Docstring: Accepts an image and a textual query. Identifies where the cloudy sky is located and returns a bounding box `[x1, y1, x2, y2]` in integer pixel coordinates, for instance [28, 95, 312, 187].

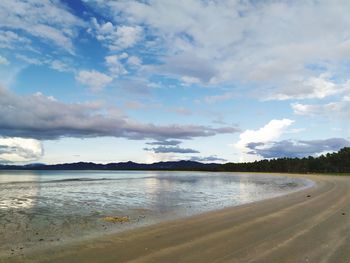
[0, 0, 350, 164]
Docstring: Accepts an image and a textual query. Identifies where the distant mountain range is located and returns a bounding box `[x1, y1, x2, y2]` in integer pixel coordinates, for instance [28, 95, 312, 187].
[1, 147, 350, 173]
[0, 160, 219, 171]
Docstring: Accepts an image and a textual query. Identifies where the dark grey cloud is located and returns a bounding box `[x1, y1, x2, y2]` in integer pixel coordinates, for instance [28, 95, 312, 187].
[146, 140, 182, 146]
[247, 138, 350, 158]
[0, 146, 38, 162]
[144, 146, 199, 154]
[0, 87, 239, 140]
[189, 155, 227, 163]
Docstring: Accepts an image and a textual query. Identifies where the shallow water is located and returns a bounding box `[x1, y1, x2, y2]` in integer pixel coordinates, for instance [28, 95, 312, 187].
[0, 170, 313, 255]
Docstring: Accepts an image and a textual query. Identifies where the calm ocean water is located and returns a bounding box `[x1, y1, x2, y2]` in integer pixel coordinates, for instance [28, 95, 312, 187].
[0, 170, 313, 255]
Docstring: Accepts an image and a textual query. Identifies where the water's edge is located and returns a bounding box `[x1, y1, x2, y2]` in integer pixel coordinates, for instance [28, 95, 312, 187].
[0, 171, 314, 259]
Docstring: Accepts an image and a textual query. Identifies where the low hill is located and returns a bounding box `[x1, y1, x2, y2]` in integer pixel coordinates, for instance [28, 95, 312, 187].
[1, 147, 349, 173]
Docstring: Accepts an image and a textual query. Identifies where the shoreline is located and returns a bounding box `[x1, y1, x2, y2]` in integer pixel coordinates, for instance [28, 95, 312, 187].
[0, 172, 310, 258]
[5, 173, 350, 263]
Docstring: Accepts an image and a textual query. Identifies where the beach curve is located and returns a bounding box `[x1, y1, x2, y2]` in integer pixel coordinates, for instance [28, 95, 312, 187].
[6, 174, 350, 263]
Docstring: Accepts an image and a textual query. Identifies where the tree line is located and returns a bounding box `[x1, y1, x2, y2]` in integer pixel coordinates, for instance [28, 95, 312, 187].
[218, 147, 350, 173]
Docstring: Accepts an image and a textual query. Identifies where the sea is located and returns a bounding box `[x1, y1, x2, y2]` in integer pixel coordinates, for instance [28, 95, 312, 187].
[0, 170, 313, 256]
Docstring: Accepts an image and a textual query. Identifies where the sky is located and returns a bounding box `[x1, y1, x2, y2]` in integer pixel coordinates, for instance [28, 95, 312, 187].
[0, 0, 350, 164]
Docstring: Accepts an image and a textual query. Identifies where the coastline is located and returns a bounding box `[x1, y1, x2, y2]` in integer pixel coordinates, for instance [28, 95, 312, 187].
[5, 173, 350, 263]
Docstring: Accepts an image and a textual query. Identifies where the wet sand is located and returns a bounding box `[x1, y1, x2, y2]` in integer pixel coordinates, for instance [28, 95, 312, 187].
[5, 174, 350, 263]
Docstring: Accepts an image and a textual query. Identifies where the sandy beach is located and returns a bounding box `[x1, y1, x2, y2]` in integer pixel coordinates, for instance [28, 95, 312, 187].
[5, 174, 350, 263]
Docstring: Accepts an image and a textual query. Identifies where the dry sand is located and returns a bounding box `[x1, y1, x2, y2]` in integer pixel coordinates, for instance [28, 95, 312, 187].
[5, 174, 350, 263]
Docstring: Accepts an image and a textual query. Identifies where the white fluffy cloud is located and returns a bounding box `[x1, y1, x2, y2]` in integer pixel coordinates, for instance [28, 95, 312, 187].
[0, 30, 31, 49]
[113, 25, 142, 50]
[85, 0, 350, 99]
[90, 18, 142, 50]
[181, 76, 201, 85]
[0, 55, 9, 65]
[234, 119, 294, 162]
[50, 60, 71, 72]
[105, 54, 128, 76]
[15, 54, 45, 65]
[292, 99, 350, 118]
[15, 54, 72, 73]
[0, 0, 85, 53]
[5, 1, 349, 101]
[76, 70, 113, 91]
[0, 137, 43, 163]
[102, 54, 141, 81]
[269, 74, 350, 100]
[127, 56, 142, 67]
